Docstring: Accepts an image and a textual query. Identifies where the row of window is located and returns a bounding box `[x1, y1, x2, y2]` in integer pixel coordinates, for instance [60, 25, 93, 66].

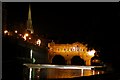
[50, 48, 85, 52]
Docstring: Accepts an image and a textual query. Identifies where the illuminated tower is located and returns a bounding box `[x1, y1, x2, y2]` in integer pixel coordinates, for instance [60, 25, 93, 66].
[26, 4, 34, 34]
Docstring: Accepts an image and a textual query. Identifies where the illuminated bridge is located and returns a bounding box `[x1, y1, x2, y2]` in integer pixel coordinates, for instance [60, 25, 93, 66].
[48, 42, 96, 66]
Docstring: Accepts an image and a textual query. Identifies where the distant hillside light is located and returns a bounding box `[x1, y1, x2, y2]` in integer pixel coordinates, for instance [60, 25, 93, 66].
[25, 33, 29, 37]
[87, 49, 96, 56]
[23, 33, 29, 40]
[36, 39, 41, 46]
[15, 30, 17, 33]
[29, 37, 31, 40]
[4, 30, 8, 34]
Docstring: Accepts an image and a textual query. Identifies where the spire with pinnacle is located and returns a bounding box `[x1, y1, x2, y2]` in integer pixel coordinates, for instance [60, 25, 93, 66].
[26, 4, 34, 34]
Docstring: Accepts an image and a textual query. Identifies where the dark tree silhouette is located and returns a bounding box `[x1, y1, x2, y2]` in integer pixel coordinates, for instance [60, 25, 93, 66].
[91, 52, 103, 66]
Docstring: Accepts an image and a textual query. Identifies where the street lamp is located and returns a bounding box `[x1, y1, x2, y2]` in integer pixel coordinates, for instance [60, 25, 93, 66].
[30, 49, 33, 59]
[25, 33, 29, 37]
[15, 30, 18, 33]
[30, 49, 35, 63]
[4, 30, 8, 34]
[23, 33, 29, 41]
[29, 37, 31, 40]
[87, 49, 95, 56]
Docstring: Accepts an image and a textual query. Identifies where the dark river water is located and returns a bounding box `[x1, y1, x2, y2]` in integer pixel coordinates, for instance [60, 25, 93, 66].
[23, 68, 105, 79]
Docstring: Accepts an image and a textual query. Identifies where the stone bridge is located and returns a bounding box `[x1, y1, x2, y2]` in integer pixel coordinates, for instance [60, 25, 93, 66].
[48, 41, 95, 66]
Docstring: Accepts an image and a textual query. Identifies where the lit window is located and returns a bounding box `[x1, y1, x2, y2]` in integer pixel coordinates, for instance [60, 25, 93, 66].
[67, 49, 69, 51]
[81, 49, 83, 51]
[64, 48, 66, 51]
[77, 48, 79, 51]
[71, 48, 73, 51]
[72, 47, 76, 51]
[50, 48, 53, 51]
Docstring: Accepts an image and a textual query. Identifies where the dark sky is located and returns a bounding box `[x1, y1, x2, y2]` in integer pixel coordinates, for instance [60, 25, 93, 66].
[3, 2, 120, 60]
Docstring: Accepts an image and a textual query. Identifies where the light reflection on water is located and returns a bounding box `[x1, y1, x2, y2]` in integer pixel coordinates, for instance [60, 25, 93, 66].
[23, 68, 105, 79]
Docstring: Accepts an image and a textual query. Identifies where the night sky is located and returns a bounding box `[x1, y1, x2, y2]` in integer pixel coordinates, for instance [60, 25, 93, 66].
[3, 2, 120, 61]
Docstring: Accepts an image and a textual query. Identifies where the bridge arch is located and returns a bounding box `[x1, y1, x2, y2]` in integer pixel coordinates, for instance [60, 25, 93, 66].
[52, 55, 66, 65]
[71, 56, 85, 65]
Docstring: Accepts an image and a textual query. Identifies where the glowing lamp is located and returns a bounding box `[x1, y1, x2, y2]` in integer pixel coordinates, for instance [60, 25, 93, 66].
[23, 33, 29, 41]
[25, 33, 29, 37]
[87, 50, 95, 56]
[4, 30, 8, 34]
[29, 37, 31, 40]
[15, 30, 17, 33]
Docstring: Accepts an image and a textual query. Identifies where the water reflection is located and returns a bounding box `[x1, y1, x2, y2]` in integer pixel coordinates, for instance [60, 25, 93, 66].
[23, 67, 105, 79]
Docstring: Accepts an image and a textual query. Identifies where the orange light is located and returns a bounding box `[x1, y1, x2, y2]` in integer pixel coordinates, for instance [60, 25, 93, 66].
[36, 39, 41, 46]
[97, 71, 100, 74]
[25, 33, 29, 37]
[29, 37, 31, 40]
[87, 49, 95, 56]
[15, 30, 17, 33]
[72, 47, 76, 51]
[23, 33, 29, 41]
[4, 30, 8, 34]
[19, 34, 22, 36]
[23, 36, 26, 41]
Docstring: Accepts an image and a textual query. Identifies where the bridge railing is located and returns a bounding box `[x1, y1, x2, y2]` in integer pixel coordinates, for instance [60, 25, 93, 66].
[23, 63, 105, 80]
[23, 63, 104, 70]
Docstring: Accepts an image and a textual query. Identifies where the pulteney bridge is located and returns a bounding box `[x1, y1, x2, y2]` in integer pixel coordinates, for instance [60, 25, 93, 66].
[48, 41, 95, 66]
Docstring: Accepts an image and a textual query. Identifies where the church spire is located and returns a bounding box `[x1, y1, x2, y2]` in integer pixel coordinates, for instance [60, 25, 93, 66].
[26, 3, 34, 34]
[28, 4, 31, 20]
